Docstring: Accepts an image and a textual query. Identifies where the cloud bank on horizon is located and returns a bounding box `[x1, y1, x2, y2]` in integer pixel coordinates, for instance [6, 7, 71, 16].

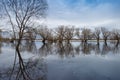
[46, 0, 120, 28]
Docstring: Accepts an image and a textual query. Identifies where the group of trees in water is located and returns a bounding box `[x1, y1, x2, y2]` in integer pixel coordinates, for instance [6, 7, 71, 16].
[35, 26, 120, 45]
[1, 25, 120, 45]
[0, 0, 119, 46]
[0, 25, 120, 46]
[1, 40, 120, 58]
[0, 0, 120, 79]
[34, 26, 120, 45]
[0, 0, 48, 80]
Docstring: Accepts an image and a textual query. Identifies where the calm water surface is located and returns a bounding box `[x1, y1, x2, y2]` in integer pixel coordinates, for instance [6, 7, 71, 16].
[0, 41, 120, 80]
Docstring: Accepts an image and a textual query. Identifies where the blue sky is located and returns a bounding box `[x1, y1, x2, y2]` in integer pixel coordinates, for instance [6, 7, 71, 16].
[46, 0, 120, 29]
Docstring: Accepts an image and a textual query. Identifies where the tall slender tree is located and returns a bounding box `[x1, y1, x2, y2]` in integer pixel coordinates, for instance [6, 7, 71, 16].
[101, 27, 110, 45]
[81, 28, 92, 43]
[93, 27, 101, 45]
[1, 0, 48, 79]
[2, 0, 48, 47]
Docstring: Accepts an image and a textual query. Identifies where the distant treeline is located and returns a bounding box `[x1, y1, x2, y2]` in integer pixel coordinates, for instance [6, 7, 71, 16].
[0, 25, 120, 45]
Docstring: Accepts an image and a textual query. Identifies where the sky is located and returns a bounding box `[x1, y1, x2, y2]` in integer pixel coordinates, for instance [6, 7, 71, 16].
[45, 0, 120, 29]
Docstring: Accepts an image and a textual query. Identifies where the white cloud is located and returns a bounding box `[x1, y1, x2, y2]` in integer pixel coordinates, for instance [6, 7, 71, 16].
[46, 0, 120, 29]
[1, 0, 120, 30]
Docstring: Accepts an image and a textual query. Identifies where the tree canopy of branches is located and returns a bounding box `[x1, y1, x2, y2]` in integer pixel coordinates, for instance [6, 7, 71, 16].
[93, 27, 101, 44]
[111, 29, 120, 44]
[2, 0, 48, 46]
[36, 25, 53, 44]
[64, 26, 75, 43]
[75, 28, 81, 39]
[81, 28, 92, 43]
[55, 25, 66, 43]
[55, 25, 75, 43]
[101, 27, 110, 45]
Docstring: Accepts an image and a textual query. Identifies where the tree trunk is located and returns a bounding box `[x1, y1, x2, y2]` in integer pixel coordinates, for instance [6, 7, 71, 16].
[104, 39, 107, 45]
[67, 40, 70, 44]
[117, 39, 119, 44]
[97, 38, 99, 45]
[85, 39, 87, 43]
[42, 39, 46, 44]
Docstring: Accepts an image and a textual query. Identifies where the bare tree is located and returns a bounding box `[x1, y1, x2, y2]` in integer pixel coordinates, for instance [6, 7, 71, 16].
[101, 27, 110, 45]
[2, 0, 48, 47]
[55, 25, 66, 43]
[93, 27, 101, 44]
[64, 26, 75, 43]
[76, 28, 80, 38]
[36, 25, 52, 44]
[1, 0, 48, 79]
[111, 29, 120, 44]
[0, 29, 2, 41]
[81, 28, 92, 43]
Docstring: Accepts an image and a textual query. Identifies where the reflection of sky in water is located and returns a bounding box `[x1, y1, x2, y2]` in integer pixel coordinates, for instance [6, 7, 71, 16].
[46, 54, 120, 80]
[0, 42, 120, 80]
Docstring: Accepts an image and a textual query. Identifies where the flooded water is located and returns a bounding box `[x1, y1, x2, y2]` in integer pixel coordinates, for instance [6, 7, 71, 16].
[0, 41, 120, 80]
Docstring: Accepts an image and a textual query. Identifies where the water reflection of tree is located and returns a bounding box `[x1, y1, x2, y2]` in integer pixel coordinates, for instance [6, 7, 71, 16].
[0, 42, 3, 54]
[94, 44, 101, 55]
[74, 43, 81, 55]
[0, 40, 47, 80]
[54, 42, 77, 58]
[0, 42, 16, 54]
[1, 41, 120, 79]
[19, 40, 37, 53]
[38, 43, 53, 56]
[81, 43, 94, 55]
[64, 42, 74, 57]
[37, 42, 120, 58]
[0, 49, 47, 80]
[111, 42, 120, 54]
[101, 43, 112, 55]
[55, 42, 65, 58]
